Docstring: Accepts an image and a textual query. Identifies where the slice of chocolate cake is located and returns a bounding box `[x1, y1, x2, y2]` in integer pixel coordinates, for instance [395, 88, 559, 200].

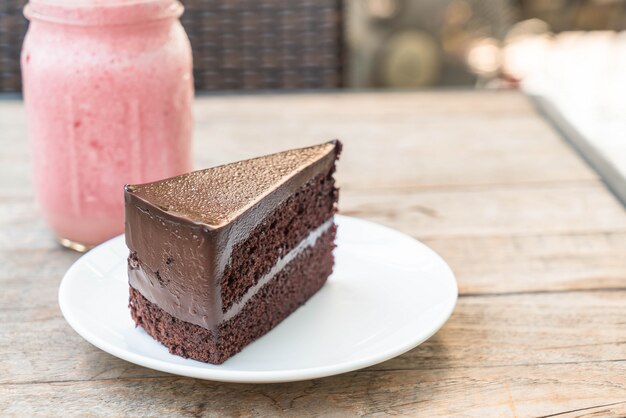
[124, 140, 341, 364]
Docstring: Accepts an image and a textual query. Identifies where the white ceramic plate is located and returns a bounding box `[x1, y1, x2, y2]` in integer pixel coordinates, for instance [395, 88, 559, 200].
[59, 215, 457, 383]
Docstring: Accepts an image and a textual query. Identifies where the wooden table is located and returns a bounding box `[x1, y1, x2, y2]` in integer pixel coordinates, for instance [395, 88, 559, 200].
[1, 91, 625, 417]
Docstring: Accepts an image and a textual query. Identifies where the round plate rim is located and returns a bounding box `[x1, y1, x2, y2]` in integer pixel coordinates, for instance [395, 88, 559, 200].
[58, 215, 458, 383]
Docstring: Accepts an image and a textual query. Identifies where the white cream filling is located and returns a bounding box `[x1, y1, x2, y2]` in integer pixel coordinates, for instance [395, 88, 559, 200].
[222, 218, 334, 322]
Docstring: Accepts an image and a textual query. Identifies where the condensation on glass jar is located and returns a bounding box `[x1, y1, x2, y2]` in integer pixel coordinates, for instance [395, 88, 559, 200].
[21, 0, 194, 251]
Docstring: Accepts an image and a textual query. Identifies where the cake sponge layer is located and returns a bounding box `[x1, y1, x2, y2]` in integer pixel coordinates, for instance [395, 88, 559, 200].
[129, 225, 336, 364]
[220, 170, 337, 313]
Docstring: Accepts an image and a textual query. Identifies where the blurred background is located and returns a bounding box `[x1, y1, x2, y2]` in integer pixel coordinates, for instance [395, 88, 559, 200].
[1, 0, 625, 92]
[2, 0, 626, 91]
[2, 0, 625, 182]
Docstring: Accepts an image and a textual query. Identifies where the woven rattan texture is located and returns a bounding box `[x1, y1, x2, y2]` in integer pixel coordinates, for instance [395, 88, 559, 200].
[0, 0, 343, 92]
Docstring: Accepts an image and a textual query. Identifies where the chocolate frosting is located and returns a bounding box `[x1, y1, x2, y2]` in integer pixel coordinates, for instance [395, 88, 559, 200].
[125, 140, 341, 329]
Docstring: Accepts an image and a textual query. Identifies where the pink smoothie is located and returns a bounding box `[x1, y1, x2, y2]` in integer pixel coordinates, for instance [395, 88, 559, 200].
[22, 0, 193, 248]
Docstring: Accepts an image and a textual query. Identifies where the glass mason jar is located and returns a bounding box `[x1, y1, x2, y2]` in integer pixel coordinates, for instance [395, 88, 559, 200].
[21, 0, 193, 251]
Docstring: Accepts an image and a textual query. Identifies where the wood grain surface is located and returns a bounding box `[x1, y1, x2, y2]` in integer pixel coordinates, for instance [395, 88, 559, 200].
[1, 91, 625, 417]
